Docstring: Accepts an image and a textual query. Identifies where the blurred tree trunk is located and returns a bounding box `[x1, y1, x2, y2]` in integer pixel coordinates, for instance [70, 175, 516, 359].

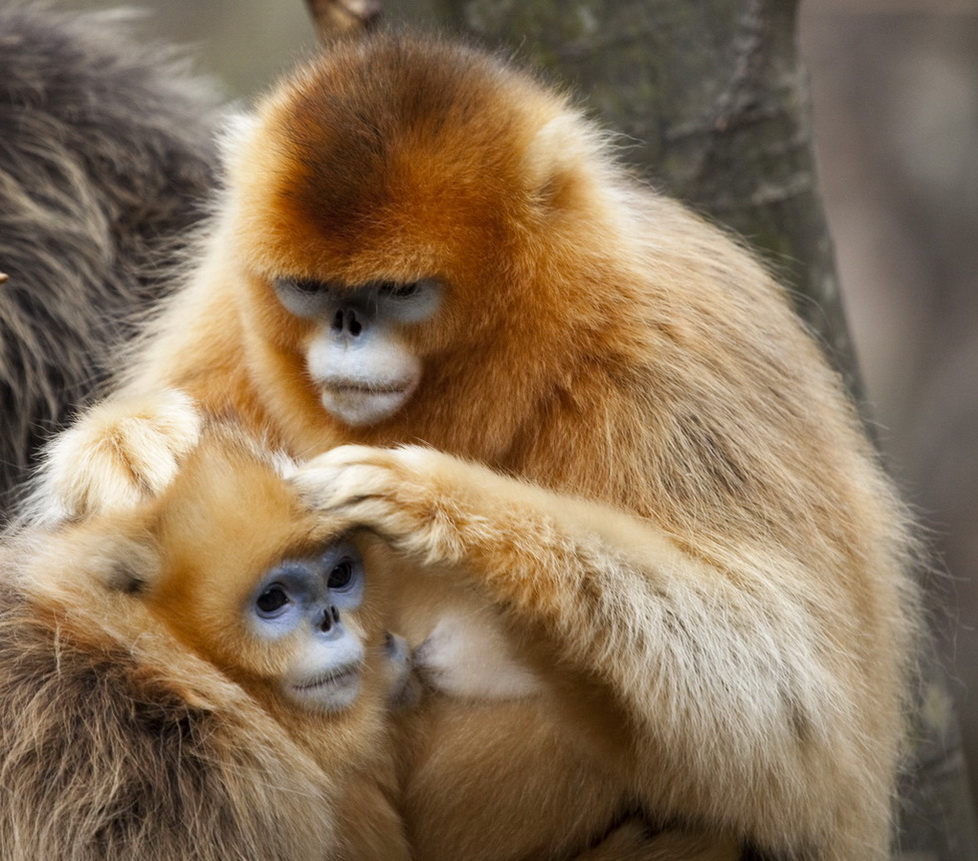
[387, 0, 978, 856]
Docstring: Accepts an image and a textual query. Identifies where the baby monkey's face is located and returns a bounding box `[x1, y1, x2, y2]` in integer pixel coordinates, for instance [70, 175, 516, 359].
[245, 537, 368, 712]
[132, 428, 414, 716]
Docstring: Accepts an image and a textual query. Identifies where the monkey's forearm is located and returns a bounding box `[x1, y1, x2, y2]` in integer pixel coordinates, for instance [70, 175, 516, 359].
[300, 444, 837, 737]
[413, 464, 839, 769]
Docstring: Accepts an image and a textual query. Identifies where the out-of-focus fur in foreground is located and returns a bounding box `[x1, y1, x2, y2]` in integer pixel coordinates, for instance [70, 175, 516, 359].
[30, 31, 918, 861]
[0, 3, 218, 509]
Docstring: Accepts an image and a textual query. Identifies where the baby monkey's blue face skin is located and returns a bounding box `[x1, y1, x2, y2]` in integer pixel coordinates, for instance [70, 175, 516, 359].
[274, 277, 443, 427]
[245, 538, 415, 713]
[247, 539, 368, 712]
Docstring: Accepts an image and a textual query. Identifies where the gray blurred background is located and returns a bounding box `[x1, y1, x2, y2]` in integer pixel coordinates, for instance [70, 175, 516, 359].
[57, 0, 978, 808]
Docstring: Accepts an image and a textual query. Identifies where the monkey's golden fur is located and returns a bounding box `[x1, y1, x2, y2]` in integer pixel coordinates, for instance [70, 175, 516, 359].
[33, 32, 917, 860]
[1, 426, 408, 861]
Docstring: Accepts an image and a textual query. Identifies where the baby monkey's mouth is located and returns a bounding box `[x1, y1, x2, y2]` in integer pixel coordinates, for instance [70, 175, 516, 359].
[292, 664, 361, 692]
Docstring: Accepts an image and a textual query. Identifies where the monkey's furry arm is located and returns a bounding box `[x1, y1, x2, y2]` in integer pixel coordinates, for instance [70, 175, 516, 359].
[295, 443, 898, 857]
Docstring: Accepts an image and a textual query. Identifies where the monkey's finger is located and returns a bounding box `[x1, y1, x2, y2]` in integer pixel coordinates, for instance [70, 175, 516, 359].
[292, 461, 394, 511]
[304, 443, 393, 471]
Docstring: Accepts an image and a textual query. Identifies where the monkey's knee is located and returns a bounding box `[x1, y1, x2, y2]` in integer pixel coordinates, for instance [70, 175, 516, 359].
[31, 389, 202, 523]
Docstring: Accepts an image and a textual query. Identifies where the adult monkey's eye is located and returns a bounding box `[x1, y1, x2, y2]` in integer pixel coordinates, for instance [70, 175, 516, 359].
[380, 281, 420, 299]
[273, 277, 336, 320]
[286, 278, 329, 294]
[256, 584, 290, 615]
[328, 559, 355, 590]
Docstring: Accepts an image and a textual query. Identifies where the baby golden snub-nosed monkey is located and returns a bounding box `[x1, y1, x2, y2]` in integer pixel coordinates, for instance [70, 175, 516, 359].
[0, 425, 412, 861]
[27, 29, 917, 861]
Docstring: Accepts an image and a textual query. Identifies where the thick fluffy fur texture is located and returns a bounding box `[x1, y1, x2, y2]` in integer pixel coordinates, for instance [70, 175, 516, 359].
[0, 425, 408, 860]
[33, 32, 918, 861]
[0, 3, 218, 507]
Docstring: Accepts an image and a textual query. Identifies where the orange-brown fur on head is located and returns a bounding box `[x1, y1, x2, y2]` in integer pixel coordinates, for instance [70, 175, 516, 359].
[236, 37, 559, 287]
[2, 425, 409, 860]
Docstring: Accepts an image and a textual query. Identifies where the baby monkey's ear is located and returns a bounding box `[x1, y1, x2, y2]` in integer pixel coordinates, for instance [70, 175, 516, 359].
[69, 526, 162, 597]
[101, 536, 161, 595]
[22, 520, 162, 605]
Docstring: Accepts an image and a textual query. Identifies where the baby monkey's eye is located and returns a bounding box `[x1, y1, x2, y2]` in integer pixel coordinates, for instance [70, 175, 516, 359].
[328, 559, 355, 590]
[256, 584, 290, 615]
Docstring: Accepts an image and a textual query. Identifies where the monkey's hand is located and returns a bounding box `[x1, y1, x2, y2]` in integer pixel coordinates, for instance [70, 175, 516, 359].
[292, 444, 477, 567]
[412, 611, 544, 700]
[27, 389, 202, 525]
